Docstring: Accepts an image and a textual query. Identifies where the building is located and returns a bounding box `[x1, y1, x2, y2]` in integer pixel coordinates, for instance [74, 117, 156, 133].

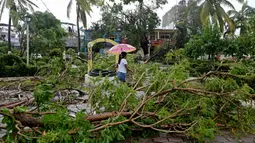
[0, 23, 20, 47]
[149, 29, 177, 48]
[61, 22, 78, 48]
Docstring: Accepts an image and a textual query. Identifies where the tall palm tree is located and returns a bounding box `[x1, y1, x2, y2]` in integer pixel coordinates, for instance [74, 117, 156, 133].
[193, 0, 244, 33]
[0, 0, 38, 53]
[228, 1, 255, 35]
[67, 0, 103, 52]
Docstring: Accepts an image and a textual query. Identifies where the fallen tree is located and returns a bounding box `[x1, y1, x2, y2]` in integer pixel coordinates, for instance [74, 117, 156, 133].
[1, 58, 255, 143]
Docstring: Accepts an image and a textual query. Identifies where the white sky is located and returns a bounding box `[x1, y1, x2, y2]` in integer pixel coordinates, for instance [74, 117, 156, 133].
[0, 0, 255, 28]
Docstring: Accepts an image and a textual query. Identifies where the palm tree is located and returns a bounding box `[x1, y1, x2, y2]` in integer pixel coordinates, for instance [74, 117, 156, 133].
[0, 0, 38, 53]
[228, 1, 255, 35]
[193, 0, 244, 33]
[67, 0, 103, 52]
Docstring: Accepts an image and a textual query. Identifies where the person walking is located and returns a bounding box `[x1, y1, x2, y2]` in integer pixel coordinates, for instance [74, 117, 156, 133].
[116, 52, 133, 82]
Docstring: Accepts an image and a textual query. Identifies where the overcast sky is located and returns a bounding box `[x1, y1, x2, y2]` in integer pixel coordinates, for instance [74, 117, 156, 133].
[0, 0, 255, 28]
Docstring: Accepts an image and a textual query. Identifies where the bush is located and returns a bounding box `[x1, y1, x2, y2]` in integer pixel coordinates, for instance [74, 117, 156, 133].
[0, 46, 8, 55]
[0, 54, 38, 77]
[0, 54, 23, 65]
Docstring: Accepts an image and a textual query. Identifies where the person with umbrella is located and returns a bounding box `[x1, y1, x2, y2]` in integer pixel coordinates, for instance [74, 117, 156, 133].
[116, 52, 133, 82]
[108, 44, 136, 82]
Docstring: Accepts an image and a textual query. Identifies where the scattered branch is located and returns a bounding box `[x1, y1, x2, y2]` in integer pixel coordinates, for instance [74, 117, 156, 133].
[24, 112, 56, 116]
[133, 72, 145, 90]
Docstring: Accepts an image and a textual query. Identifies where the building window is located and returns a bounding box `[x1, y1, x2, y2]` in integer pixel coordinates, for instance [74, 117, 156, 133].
[159, 32, 172, 40]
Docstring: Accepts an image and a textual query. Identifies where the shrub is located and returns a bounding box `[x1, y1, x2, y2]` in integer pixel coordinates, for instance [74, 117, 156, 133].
[0, 54, 38, 77]
[0, 54, 23, 65]
[0, 46, 8, 55]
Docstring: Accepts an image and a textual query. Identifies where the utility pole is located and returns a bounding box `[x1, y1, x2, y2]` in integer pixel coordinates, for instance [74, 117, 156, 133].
[26, 18, 30, 66]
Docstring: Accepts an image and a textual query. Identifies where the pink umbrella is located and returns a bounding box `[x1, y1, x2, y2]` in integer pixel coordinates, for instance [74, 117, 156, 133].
[108, 44, 136, 54]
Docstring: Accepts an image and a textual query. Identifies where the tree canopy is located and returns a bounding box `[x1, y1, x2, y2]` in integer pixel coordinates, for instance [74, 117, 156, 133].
[28, 11, 67, 55]
[228, 1, 255, 35]
[90, 2, 160, 48]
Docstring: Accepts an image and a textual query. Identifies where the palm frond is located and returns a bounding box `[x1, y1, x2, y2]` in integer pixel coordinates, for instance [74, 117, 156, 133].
[27, 4, 34, 12]
[220, 0, 236, 10]
[77, 0, 92, 15]
[25, 0, 38, 8]
[241, 1, 247, 12]
[0, 0, 6, 20]
[227, 10, 238, 16]
[17, 0, 26, 12]
[79, 9, 87, 28]
[18, 0, 27, 7]
[67, 0, 73, 18]
[215, 9, 225, 32]
[217, 4, 236, 33]
[200, 1, 211, 26]
[10, 9, 19, 27]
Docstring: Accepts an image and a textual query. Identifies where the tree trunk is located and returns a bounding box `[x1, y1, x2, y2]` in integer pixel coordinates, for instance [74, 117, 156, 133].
[11, 111, 133, 128]
[77, 5, 81, 52]
[19, 32, 24, 57]
[8, 12, 12, 53]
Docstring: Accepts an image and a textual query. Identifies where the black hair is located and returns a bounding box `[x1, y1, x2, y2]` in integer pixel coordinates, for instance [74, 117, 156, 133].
[118, 52, 127, 64]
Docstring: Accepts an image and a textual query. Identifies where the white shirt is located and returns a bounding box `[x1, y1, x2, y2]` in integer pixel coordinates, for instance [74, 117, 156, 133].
[118, 59, 127, 73]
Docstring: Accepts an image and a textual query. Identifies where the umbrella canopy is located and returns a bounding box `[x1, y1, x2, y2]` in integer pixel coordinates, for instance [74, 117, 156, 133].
[108, 44, 136, 54]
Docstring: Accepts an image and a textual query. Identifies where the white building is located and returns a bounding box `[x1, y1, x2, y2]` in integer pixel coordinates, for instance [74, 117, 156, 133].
[0, 23, 20, 47]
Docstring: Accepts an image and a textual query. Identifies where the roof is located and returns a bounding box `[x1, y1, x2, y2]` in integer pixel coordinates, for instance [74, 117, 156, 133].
[61, 22, 76, 26]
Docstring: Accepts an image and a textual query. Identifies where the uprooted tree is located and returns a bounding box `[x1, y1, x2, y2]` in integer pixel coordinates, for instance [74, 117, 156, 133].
[0, 54, 255, 142]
